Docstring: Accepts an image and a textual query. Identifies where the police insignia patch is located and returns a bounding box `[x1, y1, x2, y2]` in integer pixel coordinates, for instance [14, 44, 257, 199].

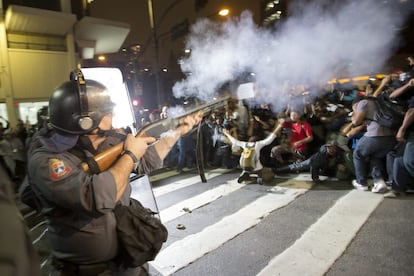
[49, 158, 71, 180]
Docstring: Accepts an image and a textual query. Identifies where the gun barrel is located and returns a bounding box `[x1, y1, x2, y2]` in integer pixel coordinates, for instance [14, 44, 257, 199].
[136, 96, 230, 138]
[82, 96, 230, 173]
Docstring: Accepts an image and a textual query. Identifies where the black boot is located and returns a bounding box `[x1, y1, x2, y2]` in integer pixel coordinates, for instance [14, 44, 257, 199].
[237, 172, 250, 183]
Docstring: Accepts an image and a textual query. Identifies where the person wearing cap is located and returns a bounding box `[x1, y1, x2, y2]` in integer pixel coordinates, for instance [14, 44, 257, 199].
[274, 133, 353, 182]
[22, 69, 202, 275]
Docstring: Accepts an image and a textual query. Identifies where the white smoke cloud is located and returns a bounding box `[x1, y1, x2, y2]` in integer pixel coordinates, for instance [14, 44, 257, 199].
[172, 0, 412, 111]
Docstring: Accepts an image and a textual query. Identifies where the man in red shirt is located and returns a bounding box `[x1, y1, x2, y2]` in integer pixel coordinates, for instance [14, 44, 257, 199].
[271, 110, 314, 164]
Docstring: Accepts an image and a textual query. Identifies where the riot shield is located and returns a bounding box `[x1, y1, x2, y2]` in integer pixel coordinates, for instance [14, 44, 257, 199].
[129, 174, 160, 219]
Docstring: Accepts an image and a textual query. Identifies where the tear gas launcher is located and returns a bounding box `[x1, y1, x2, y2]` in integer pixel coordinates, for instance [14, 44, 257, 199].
[81, 96, 230, 173]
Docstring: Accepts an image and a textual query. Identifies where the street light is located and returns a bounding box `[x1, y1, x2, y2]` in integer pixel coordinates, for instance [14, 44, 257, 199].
[147, 1, 231, 107]
[147, 0, 187, 108]
[218, 8, 230, 17]
[206, 7, 231, 19]
[147, 0, 162, 108]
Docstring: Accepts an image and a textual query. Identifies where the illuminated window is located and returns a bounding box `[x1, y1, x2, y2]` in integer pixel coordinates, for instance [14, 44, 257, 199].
[18, 102, 49, 125]
[0, 103, 8, 121]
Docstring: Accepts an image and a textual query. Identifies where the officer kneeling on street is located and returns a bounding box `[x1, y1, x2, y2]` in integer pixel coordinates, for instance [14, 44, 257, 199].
[24, 69, 201, 275]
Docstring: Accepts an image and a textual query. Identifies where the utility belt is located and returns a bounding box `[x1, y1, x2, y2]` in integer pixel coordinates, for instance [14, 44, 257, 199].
[51, 257, 113, 276]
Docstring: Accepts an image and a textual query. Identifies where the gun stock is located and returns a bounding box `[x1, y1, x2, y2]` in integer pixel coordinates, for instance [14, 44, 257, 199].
[81, 96, 230, 173]
[80, 143, 123, 172]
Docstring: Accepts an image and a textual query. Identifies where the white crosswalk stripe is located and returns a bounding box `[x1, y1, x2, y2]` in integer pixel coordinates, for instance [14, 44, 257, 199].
[152, 169, 232, 197]
[159, 179, 245, 223]
[152, 187, 306, 275]
[257, 190, 384, 276]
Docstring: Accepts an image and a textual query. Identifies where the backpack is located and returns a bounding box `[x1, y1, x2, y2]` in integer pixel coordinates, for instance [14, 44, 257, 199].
[367, 94, 407, 129]
[241, 146, 256, 171]
[114, 198, 168, 267]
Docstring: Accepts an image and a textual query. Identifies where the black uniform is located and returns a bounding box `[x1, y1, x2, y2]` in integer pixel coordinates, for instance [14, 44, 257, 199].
[27, 129, 162, 275]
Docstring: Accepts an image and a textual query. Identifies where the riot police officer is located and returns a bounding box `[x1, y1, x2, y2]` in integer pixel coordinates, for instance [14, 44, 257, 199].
[25, 69, 201, 275]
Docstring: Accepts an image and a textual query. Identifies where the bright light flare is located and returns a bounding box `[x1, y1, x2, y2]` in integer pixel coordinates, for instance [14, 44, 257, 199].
[82, 67, 136, 134]
[218, 8, 230, 17]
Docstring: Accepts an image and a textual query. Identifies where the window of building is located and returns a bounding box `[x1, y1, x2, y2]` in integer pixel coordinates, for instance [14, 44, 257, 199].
[18, 101, 48, 126]
[7, 33, 67, 51]
[2, 0, 61, 12]
[0, 103, 8, 122]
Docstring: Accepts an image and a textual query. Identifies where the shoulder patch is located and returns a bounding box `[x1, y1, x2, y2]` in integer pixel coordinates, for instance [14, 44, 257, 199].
[49, 158, 72, 180]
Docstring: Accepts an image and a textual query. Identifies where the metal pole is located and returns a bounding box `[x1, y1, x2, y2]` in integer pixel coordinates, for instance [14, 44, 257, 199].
[147, 0, 162, 107]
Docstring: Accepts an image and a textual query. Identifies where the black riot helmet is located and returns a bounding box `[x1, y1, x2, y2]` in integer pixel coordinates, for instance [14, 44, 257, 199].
[48, 69, 115, 134]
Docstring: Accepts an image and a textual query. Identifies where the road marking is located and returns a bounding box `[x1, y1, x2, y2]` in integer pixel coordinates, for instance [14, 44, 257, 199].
[32, 228, 48, 245]
[150, 170, 180, 182]
[150, 168, 232, 183]
[293, 173, 329, 181]
[160, 179, 244, 223]
[30, 220, 47, 233]
[152, 170, 230, 197]
[257, 190, 384, 276]
[23, 210, 37, 219]
[151, 188, 307, 275]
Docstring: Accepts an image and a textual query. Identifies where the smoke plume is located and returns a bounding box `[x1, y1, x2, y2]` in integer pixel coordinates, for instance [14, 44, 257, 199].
[172, 0, 412, 110]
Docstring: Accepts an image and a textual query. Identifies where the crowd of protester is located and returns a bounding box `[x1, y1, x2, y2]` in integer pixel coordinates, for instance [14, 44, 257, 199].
[148, 56, 414, 197]
[1, 57, 413, 197]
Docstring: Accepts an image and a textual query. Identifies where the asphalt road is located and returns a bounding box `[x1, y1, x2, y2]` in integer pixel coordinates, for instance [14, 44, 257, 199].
[19, 167, 414, 276]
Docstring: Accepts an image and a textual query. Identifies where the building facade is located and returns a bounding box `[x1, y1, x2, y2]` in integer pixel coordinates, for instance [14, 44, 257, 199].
[0, 0, 130, 127]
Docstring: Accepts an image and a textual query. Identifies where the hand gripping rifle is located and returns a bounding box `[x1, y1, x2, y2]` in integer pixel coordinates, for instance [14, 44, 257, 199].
[81, 96, 230, 174]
